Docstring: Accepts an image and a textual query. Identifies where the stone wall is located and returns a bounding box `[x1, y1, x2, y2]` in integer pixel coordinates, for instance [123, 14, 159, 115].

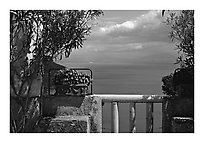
[42, 95, 102, 133]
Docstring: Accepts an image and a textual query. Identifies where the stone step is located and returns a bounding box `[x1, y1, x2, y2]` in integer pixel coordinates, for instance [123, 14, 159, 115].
[47, 116, 90, 133]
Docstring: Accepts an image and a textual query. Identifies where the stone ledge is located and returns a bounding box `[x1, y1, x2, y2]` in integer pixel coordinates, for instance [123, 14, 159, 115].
[47, 116, 90, 133]
[43, 95, 102, 133]
[171, 117, 194, 133]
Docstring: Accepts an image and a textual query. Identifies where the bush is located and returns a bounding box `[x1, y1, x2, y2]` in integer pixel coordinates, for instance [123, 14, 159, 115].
[53, 69, 91, 95]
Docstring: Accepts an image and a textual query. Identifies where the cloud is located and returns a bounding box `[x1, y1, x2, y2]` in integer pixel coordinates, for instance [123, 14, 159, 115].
[63, 10, 176, 65]
[65, 40, 176, 65]
[99, 10, 161, 34]
[89, 10, 171, 44]
[84, 38, 143, 53]
[107, 42, 143, 52]
[100, 20, 135, 33]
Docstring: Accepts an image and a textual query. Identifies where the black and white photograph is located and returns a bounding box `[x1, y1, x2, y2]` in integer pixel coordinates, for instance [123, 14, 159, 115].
[9, 9, 195, 134]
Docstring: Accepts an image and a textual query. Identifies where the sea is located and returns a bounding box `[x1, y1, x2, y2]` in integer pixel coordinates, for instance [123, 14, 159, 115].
[61, 62, 176, 133]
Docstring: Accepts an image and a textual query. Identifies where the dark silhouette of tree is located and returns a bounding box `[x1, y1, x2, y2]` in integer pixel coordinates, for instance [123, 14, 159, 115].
[161, 73, 176, 97]
[161, 10, 194, 119]
[161, 10, 194, 96]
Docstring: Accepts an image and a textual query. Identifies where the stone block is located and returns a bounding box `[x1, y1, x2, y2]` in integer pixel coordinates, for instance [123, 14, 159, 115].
[43, 95, 102, 133]
[171, 117, 194, 133]
[47, 116, 90, 133]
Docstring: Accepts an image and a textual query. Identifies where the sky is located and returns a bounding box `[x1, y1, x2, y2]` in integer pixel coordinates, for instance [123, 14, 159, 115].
[59, 10, 178, 65]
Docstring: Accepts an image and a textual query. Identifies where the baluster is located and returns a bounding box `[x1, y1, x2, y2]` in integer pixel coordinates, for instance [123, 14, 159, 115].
[129, 102, 137, 133]
[146, 103, 154, 133]
[162, 98, 172, 132]
[111, 102, 119, 133]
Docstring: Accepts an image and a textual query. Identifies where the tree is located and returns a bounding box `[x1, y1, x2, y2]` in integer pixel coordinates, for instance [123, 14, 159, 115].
[161, 10, 194, 96]
[166, 10, 194, 69]
[10, 10, 103, 132]
[161, 10, 194, 119]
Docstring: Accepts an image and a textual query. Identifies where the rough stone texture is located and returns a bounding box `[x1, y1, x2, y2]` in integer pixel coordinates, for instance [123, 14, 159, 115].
[43, 95, 102, 133]
[171, 117, 194, 133]
[47, 116, 90, 133]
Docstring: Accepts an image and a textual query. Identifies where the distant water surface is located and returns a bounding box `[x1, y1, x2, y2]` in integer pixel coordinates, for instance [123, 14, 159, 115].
[62, 62, 175, 132]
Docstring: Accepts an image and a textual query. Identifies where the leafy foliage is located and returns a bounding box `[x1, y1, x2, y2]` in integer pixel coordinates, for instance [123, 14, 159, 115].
[10, 10, 103, 63]
[161, 10, 194, 97]
[10, 10, 103, 132]
[165, 10, 194, 69]
[54, 69, 91, 86]
[53, 69, 92, 95]
[161, 73, 176, 96]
